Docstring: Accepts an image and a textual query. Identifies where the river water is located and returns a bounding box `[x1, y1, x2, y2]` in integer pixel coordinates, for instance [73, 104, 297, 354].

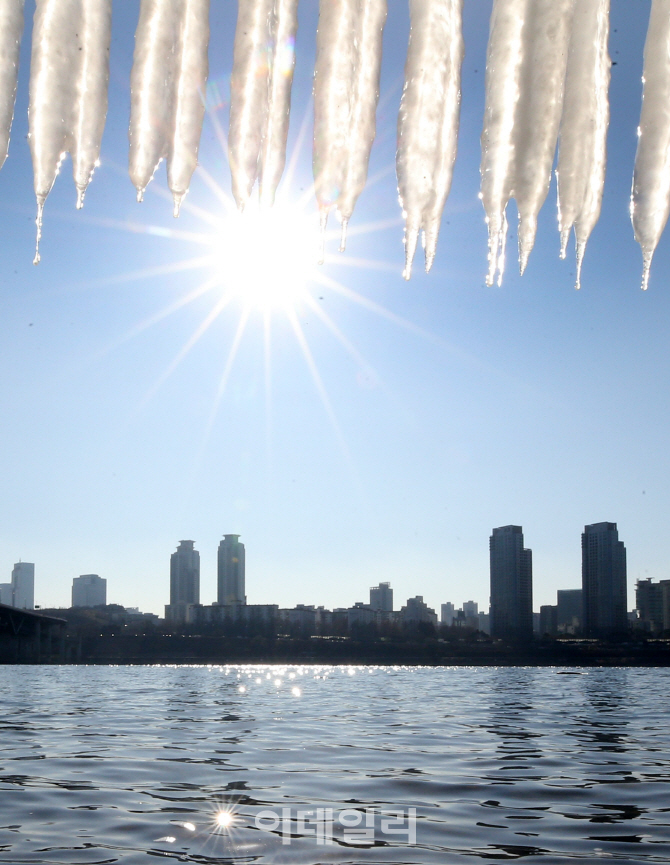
[0, 665, 669, 863]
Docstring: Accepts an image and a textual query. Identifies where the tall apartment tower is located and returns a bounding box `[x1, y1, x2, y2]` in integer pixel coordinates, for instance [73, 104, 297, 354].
[72, 574, 107, 607]
[217, 535, 246, 605]
[170, 541, 200, 606]
[11, 562, 34, 610]
[582, 522, 627, 637]
[489, 526, 533, 641]
[370, 582, 393, 611]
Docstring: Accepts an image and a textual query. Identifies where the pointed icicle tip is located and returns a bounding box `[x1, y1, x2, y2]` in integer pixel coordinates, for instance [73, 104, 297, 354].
[559, 227, 570, 260]
[136, 188, 144, 203]
[641, 249, 653, 291]
[173, 193, 184, 218]
[76, 187, 86, 210]
[33, 201, 44, 266]
[574, 240, 586, 290]
[403, 223, 419, 281]
[339, 218, 348, 253]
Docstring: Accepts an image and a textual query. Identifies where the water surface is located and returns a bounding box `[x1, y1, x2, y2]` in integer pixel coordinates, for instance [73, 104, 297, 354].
[0, 665, 669, 863]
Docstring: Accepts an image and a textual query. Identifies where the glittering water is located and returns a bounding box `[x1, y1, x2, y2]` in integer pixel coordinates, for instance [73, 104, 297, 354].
[1, 665, 669, 863]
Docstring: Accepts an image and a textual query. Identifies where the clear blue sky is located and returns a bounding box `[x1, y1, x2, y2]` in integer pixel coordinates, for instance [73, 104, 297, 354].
[0, 1, 667, 616]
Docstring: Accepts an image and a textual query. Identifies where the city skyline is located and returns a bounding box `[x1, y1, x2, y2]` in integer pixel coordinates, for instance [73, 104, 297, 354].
[0, 4, 668, 617]
[2, 521, 641, 624]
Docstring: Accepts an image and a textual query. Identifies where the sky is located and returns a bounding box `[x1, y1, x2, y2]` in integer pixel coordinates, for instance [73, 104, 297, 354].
[0, 0, 668, 617]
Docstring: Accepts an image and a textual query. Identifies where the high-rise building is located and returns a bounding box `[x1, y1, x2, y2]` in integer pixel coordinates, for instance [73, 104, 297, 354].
[582, 522, 627, 637]
[217, 535, 246, 605]
[0, 583, 13, 605]
[369, 582, 393, 611]
[539, 604, 558, 636]
[557, 589, 582, 633]
[72, 574, 107, 608]
[11, 562, 34, 610]
[635, 578, 664, 633]
[489, 526, 533, 641]
[441, 602, 456, 625]
[170, 541, 200, 606]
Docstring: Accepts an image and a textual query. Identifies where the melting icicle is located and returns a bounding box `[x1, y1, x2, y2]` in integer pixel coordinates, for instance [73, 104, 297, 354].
[481, 0, 574, 285]
[168, 0, 210, 216]
[29, 0, 111, 263]
[229, 0, 298, 211]
[631, 0, 670, 290]
[480, 0, 528, 286]
[313, 0, 387, 255]
[514, 0, 573, 274]
[396, 0, 464, 280]
[130, 0, 209, 212]
[0, 0, 24, 171]
[129, 0, 177, 202]
[72, 0, 112, 209]
[557, 0, 610, 289]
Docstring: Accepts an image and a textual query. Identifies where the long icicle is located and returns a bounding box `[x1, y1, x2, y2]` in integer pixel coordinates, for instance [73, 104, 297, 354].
[480, 0, 528, 287]
[337, 0, 387, 252]
[29, 0, 78, 263]
[0, 0, 25, 171]
[168, 0, 210, 216]
[229, 0, 298, 210]
[631, 0, 670, 290]
[513, 0, 574, 275]
[397, 0, 464, 280]
[72, 0, 112, 210]
[313, 0, 386, 260]
[557, 0, 610, 289]
[259, 0, 299, 207]
[129, 0, 177, 202]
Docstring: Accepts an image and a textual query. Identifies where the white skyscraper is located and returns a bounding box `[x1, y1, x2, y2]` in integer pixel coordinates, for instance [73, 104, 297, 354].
[370, 582, 393, 611]
[217, 535, 246, 605]
[0, 583, 13, 605]
[72, 574, 107, 608]
[11, 562, 34, 610]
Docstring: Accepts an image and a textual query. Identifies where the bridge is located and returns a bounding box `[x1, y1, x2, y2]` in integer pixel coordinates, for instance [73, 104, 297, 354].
[0, 604, 67, 663]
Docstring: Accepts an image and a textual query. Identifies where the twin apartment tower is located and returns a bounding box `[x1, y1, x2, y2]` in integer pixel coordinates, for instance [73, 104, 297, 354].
[491, 522, 627, 641]
[168, 535, 245, 616]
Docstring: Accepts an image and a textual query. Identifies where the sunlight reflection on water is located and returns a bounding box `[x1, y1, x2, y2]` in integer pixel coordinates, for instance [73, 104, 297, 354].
[0, 665, 669, 863]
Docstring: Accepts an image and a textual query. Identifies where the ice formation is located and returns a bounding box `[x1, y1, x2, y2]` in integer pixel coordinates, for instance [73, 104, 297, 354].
[481, 0, 574, 286]
[228, 0, 299, 211]
[29, 0, 112, 263]
[631, 0, 670, 291]
[129, 0, 210, 216]
[313, 0, 387, 259]
[0, 0, 24, 171]
[396, 0, 463, 281]
[11, 1, 670, 285]
[557, 0, 610, 290]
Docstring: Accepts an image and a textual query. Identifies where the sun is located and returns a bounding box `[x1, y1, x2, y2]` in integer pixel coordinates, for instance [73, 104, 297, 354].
[211, 200, 320, 312]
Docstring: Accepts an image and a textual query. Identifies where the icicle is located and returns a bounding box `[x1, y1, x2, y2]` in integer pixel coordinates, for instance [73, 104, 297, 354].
[313, 0, 387, 257]
[557, 0, 610, 289]
[260, 0, 299, 207]
[514, 0, 574, 274]
[229, 0, 298, 211]
[631, 0, 670, 290]
[0, 0, 25, 171]
[72, 0, 112, 209]
[337, 0, 387, 228]
[29, 0, 110, 261]
[396, 0, 464, 280]
[481, 0, 574, 284]
[129, 0, 177, 201]
[480, 0, 528, 286]
[168, 0, 210, 216]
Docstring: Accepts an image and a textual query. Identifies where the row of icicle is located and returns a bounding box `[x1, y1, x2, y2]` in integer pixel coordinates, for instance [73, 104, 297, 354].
[0, 0, 668, 286]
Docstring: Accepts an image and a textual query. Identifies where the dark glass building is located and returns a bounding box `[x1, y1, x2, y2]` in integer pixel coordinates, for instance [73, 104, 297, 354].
[489, 525, 533, 642]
